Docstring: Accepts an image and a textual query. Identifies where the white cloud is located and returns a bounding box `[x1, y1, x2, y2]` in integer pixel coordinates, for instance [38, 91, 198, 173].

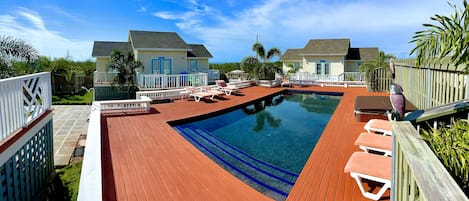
[153, 0, 454, 61]
[0, 8, 93, 60]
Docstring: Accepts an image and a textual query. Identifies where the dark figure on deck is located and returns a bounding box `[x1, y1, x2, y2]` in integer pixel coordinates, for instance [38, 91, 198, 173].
[389, 83, 405, 120]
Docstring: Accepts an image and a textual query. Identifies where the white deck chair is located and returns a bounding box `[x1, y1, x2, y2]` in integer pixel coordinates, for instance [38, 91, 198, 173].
[215, 80, 240, 95]
[185, 87, 214, 102]
[201, 86, 225, 98]
[364, 119, 393, 136]
[344, 152, 391, 201]
[354, 132, 392, 156]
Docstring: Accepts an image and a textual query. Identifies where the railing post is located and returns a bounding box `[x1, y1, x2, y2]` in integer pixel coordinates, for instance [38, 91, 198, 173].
[465, 73, 469, 99]
[426, 68, 432, 109]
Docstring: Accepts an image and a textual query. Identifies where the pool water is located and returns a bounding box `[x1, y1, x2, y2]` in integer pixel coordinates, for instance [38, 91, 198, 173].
[173, 91, 341, 200]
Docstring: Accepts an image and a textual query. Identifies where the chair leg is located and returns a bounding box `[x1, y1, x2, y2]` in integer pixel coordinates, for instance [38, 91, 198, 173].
[350, 172, 390, 200]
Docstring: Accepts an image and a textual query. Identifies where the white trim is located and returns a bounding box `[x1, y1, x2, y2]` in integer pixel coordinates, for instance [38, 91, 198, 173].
[77, 104, 102, 201]
[0, 112, 52, 165]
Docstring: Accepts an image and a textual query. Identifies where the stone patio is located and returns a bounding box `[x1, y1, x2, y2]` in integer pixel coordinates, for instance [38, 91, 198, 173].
[52, 105, 91, 166]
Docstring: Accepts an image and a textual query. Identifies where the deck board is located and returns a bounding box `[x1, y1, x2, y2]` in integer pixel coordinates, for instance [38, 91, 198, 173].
[101, 86, 391, 200]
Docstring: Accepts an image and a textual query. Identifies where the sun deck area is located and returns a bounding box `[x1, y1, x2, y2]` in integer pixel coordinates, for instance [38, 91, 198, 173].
[100, 86, 389, 200]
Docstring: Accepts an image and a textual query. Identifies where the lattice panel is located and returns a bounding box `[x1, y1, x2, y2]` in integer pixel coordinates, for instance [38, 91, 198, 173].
[23, 76, 46, 123]
[0, 120, 53, 201]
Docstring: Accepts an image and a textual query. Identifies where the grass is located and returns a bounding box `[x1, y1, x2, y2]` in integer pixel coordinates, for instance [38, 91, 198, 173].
[52, 91, 93, 105]
[45, 161, 82, 201]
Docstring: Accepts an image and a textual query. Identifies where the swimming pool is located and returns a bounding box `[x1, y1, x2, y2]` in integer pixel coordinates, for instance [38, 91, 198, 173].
[173, 90, 341, 200]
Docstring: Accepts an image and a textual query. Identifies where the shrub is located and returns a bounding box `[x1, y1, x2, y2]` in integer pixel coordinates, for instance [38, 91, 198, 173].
[421, 119, 469, 194]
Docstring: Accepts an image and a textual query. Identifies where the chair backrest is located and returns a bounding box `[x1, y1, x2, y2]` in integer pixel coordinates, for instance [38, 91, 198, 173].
[216, 80, 227, 87]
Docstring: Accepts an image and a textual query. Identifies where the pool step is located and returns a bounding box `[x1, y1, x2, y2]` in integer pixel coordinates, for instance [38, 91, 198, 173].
[193, 128, 298, 183]
[174, 125, 298, 199]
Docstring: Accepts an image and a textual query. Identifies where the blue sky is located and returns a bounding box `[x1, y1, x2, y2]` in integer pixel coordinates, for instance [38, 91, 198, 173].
[0, 0, 457, 62]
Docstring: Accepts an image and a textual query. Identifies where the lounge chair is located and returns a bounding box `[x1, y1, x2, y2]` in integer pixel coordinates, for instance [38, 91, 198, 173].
[354, 132, 392, 156]
[215, 80, 240, 95]
[185, 87, 214, 102]
[280, 78, 292, 87]
[344, 152, 391, 201]
[201, 86, 225, 98]
[364, 119, 392, 136]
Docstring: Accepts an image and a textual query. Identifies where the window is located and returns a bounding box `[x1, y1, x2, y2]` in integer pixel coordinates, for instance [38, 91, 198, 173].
[189, 60, 198, 72]
[151, 57, 172, 75]
[324, 63, 330, 75]
[316, 63, 322, 74]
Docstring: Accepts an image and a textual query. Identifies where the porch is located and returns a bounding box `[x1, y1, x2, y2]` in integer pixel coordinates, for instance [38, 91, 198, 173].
[93, 69, 220, 90]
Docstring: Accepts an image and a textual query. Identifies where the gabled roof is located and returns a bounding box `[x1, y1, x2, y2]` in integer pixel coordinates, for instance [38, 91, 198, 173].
[187, 44, 213, 58]
[346, 48, 379, 61]
[302, 39, 350, 55]
[281, 49, 303, 60]
[129, 30, 188, 49]
[92, 41, 132, 57]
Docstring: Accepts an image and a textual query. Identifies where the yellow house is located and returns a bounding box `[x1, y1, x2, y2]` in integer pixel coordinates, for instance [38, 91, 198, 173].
[281, 39, 378, 80]
[92, 30, 212, 75]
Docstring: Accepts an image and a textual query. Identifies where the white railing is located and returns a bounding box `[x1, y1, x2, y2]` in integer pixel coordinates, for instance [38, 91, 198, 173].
[0, 72, 52, 140]
[97, 96, 151, 112]
[94, 71, 118, 85]
[338, 72, 365, 81]
[200, 69, 220, 81]
[289, 72, 339, 82]
[137, 72, 208, 90]
[228, 80, 253, 89]
[136, 88, 187, 100]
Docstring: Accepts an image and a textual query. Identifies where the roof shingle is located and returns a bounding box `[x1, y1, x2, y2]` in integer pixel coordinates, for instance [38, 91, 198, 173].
[129, 30, 188, 49]
[302, 39, 350, 55]
[187, 44, 213, 58]
[92, 41, 131, 57]
[281, 49, 303, 60]
[346, 48, 379, 61]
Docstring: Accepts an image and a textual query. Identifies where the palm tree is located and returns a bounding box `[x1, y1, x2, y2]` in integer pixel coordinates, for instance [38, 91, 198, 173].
[410, 0, 469, 68]
[252, 42, 282, 80]
[108, 49, 143, 94]
[0, 35, 38, 78]
[241, 42, 281, 80]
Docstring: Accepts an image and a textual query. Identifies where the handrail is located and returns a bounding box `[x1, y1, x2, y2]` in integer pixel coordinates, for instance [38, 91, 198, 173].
[137, 72, 208, 90]
[0, 72, 51, 141]
[97, 96, 151, 112]
[391, 121, 468, 201]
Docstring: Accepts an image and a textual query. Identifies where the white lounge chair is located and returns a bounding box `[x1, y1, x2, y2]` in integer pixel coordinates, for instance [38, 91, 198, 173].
[354, 132, 392, 156]
[344, 152, 391, 200]
[280, 78, 292, 87]
[185, 87, 214, 102]
[364, 119, 392, 136]
[201, 86, 225, 98]
[215, 80, 240, 95]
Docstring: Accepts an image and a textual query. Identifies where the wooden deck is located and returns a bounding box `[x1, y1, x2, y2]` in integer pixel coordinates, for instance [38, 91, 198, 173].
[101, 86, 390, 201]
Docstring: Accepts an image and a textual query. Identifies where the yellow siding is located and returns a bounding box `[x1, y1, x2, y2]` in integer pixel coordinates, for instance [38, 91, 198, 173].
[136, 50, 187, 74]
[188, 59, 209, 72]
[96, 58, 110, 72]
[302, 56, 345, 76]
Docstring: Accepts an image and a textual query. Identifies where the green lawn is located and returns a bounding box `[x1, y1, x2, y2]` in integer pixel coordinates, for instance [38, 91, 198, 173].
[46, 161, 82, 201]
[52, 91, 93, 105]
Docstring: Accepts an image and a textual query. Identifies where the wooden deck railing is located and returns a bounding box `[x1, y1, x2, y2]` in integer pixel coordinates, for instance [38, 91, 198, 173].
[0, 72, 52, 140]
[394, 61, 469, 109]
[136, 89, 187, 100]
[391, 121, 467, 201]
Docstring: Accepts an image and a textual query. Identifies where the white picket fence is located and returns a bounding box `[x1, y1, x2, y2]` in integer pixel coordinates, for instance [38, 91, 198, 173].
[0, 72, 52, 140]
[137, 73, 208, 90]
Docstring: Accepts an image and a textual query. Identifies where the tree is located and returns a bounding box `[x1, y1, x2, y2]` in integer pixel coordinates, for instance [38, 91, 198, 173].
[410, 0, 469, 68]
[0, 35, 38, 78]
[108, 49, 143, 93]
[359, 50, 396, 81]
[241, 42, 281, 80]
